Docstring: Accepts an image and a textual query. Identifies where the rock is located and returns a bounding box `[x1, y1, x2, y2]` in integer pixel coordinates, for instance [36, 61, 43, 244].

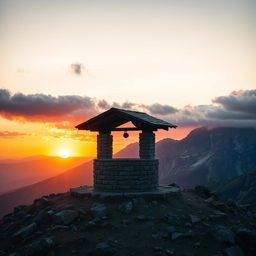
[171, 232, 184, 240]
[32, 209, 50, 224]
[153, 246, 162, 252]
[88, 217, 101, 227]
[236, 228, 256, 254]
[168, 183, 180, 188]
[12, 223, 37, 240]
[189, 214, 201, 224]
[14, 205, 26, 213]
[194, 185, 212, 198]
[132, 197, 146, 205]
[209, 211, 228, 220]
[152, 232, 164, 239]
[22, 237, 55, 256]
[165, 249, 174, 255]
[90, 203, 107, 217]
[204, 195, 216, 203]
[95, 242, 116, 256]
[151, 200, 158, 206]
[165, 226, 176, 234]
[33, 197, 49, 210]
[79, 209, 87, 215]
[225, 246, 244, 256]
[54, 210, 78, 225]
[136, 215, 147, 221]
[118, 201, 133, 214]
[51, 225, 69, 231]
[171, 231, 192, 240]
[165, 213, 180, 225]
[213, 225, 235, 244]
[47, 210, 55, 216]
[122, 219, 130, 226]
[167, 184, 181, 193]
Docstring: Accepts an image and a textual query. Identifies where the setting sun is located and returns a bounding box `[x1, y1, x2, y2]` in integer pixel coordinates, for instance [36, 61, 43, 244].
[58, 150, 70, 159]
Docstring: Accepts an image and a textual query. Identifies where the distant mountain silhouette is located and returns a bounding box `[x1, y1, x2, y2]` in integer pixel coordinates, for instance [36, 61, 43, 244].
[158, 127, 256, 187]
[1, 127, 256, 217]
[0, 161, 93, 217]
[212, 168, 256, 205]
[0, 156, 89, 194]
[114, 142, 139, 158]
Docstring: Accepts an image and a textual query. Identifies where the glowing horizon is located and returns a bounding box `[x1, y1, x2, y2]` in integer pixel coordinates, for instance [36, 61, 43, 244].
[0, 0, 255, 158]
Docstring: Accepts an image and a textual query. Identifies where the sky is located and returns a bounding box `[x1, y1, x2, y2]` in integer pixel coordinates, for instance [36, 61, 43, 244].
[0, 0, 255, 158]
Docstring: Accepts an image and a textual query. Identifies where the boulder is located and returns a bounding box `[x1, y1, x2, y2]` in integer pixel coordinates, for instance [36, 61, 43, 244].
[189, 214, 201, 224]
[225, 246, 244, 256]
[118, 201, 133, 214]
[165, 213, 180, 226]
[236, 228, 256, 254]
[32, 209, 50, 224]
[14, 205, 27, 214]
[132, 197, 146, 205]
[33, 197, 50, 210]
[53, 210, 78, 225]
[90, 203, 107, 217]
[213, 225, 235, 244]
[12, 223, 37, 240]
[171, 232, 191, 240]
[22, 237, 55, 256]
[95, 242, 116, 256]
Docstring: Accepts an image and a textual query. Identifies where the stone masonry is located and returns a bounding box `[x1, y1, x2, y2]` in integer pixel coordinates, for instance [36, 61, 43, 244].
[97, 133, 113, 159]
[94, 159, 159, 192]
[139, 131, 155, 159]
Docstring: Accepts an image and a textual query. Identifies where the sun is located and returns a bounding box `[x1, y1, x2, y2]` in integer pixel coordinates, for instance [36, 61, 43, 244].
[58, 149, 70, 158]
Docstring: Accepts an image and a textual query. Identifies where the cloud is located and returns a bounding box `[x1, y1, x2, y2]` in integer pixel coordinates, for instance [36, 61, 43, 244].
[141, 103, 178, 115]
[98, 99, 110, 110]
[0, 89, 256, 129]
[0, 131, 27, 138]
[70, 62, 85, 75]
[0, 89, 97, 124]
[213, 90, 256, 117]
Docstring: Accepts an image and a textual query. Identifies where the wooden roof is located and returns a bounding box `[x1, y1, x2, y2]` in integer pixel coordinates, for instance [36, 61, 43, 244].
[75, 108, 177, 132]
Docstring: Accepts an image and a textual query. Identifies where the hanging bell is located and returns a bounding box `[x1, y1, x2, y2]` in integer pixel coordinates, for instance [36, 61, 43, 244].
[123, 131, 129, 138]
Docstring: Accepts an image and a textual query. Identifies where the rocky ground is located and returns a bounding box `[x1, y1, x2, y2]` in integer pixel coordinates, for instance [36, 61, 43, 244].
[0, 185, 256, 256]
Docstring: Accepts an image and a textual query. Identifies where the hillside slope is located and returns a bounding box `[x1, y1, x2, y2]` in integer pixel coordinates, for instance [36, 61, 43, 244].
[0, 156, 88, 195]
[0, 161, 93, 217]
[1, 187, 255, 256]
[158, 127, 256, 187]
[2, 127, 256, 217]
[212, 168, 256, 205]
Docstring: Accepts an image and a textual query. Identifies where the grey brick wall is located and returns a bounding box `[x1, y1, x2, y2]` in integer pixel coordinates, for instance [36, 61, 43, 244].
[139, 131, 155, 159]
[94, 159, 159, 192]
[97, 134, 113, 159]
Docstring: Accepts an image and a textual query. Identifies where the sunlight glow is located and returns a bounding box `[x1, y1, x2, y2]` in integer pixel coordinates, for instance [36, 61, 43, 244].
[58, 149, 70, 158]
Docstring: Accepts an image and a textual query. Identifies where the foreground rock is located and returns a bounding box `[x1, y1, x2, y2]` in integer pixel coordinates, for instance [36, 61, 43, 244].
[0, 187, 255, 256]
[54, 210, 78, 225]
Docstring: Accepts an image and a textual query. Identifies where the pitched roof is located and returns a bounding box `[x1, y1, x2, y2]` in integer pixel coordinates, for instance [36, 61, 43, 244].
[75, 107, 177, 131]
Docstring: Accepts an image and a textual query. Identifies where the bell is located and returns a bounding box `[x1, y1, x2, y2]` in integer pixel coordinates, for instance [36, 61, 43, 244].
[123, 131, 129, 138]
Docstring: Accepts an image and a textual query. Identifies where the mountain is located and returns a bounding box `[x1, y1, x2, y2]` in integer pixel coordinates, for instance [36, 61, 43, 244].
[1, 127, 256, 217]
[0, 161, 93, 217]
[158, 127, 256, 188]
[1, 186, 256, 256]
[114, 142, 139, 158]
[113, 127, 256, 189]
[0, 156, 89, 195]
[212, 168, 256, 205]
